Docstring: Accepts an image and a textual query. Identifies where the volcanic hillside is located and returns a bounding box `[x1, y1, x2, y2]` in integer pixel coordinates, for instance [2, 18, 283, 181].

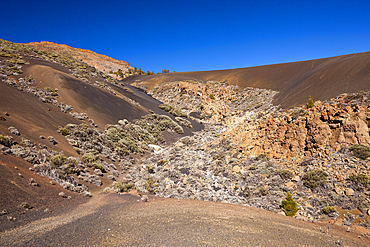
[0, 39, 201, 229]
[1, 39, 370, 244]
[124, 51, 370, 108]
[26, 41, 133, 78]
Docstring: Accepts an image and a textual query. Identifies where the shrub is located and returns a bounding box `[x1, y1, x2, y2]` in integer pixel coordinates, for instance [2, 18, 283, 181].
[58, 127, 70, 136]
[349, 144, 370, 159]
[302, 169, 328, 189]
[0, 134, 13, 147]
[175, 117, 192, 128]
[174, 125, 184, 134]
[91, 162, 105, 172]
[209, 94, 215, 100]
[260, 186, 268, 196]
[348, 173, 369, 187]
[50, 155, 67, 167]
[255, 153, 269, 161]
[281, 193, 299, 216]
[279, 169, 294, 180]
[112, 182, 134, 192]
[322, 206, 337, 214]
[20, 202, 31, 209]
[306, 96, 314, 109]
[82, 153, 96, 164]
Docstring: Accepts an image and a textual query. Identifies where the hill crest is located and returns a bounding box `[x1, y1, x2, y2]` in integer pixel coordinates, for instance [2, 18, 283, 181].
[26, 41, 132, 75]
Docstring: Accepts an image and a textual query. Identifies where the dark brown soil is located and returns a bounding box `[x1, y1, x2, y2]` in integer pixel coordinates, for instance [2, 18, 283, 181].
[1, 192, 369, 246]
[125, 51, 370, 108]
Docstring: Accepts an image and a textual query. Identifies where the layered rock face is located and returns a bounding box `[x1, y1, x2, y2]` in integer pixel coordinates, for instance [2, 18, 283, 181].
[225, 93, 370, 162]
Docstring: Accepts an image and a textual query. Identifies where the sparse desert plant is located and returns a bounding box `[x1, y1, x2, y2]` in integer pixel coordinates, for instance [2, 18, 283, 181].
[349, 144, 370, 159]
[123, 87, 133, 93]
[112, 182, 134, 192]
[0, 134, 13, 147]
[50, 155, 67, 167]
[209, 94, 215, 99]
[306, 96, 314, 109]
[322, 206, 337, 214]
[58, 127, 70, 136]
[348, 173, 369, 187]
[260, 186, 268, 196]
[290, 108, 308, 120]
[279, 169, 294, 180]
[91, 161, 106, 172]
[82, 153, 96, 164]
[302, 169, 328, 189]
[255, 153, 269, 161]
[20, 202, 31, 209]
[281, 193, 299, 216]
[174, 125, 184, 134]
[175, 117, 192, 128]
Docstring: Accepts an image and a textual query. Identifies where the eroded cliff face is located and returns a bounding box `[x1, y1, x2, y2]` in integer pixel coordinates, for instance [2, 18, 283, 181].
[26, 41, 132, 76]
[223, 93, 370, 162]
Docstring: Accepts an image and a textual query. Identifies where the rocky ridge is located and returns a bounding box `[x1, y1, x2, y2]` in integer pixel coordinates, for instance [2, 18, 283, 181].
[26, 41, 132, 77]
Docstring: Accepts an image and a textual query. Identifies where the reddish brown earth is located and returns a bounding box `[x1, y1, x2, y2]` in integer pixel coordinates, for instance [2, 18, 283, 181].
[124, 51, 370, 108]
[26, 41, 132, 74]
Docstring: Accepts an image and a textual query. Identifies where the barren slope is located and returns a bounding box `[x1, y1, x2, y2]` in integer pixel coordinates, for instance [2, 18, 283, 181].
[26, 41, 132, 75]
[125, 52, 370, 108]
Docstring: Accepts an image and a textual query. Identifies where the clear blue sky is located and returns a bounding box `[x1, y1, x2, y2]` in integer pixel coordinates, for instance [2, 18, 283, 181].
[1, 1, 369, 73]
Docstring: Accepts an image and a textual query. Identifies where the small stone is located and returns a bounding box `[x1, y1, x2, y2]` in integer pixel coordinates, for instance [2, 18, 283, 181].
[18, 173, 23, 177]
[81, 191, 92, 197]
[367, 209, 370, 216]
[39, 135, 45, 139]
[29, 178, 38, 186]
[14, 166, 18, 170]
[94, 169, 103, 176]
[50, 180, 56, 185]
[345, 188, 354, 196]
[59, 192, 67, 198]
[285, 181, 296, 189]
[278, 211, 286, 216]
[0, 209, 8, 216]
[141, 195, 149, 202]
[47, 136, 57, 145]
[232, 165, 240, 173]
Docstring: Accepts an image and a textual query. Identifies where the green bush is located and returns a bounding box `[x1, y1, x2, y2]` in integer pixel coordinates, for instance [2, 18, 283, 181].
[209, 94, 215, 100]
[281, 193, 299, 216]
[0, 134, 13, 147]
[349, 144, 370, 159]
[302, 169, 328, 189]
[306, 96, 314, 109]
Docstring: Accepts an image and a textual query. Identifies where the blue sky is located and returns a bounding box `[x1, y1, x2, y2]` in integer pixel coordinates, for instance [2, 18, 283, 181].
[1, 1, 369, 73]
